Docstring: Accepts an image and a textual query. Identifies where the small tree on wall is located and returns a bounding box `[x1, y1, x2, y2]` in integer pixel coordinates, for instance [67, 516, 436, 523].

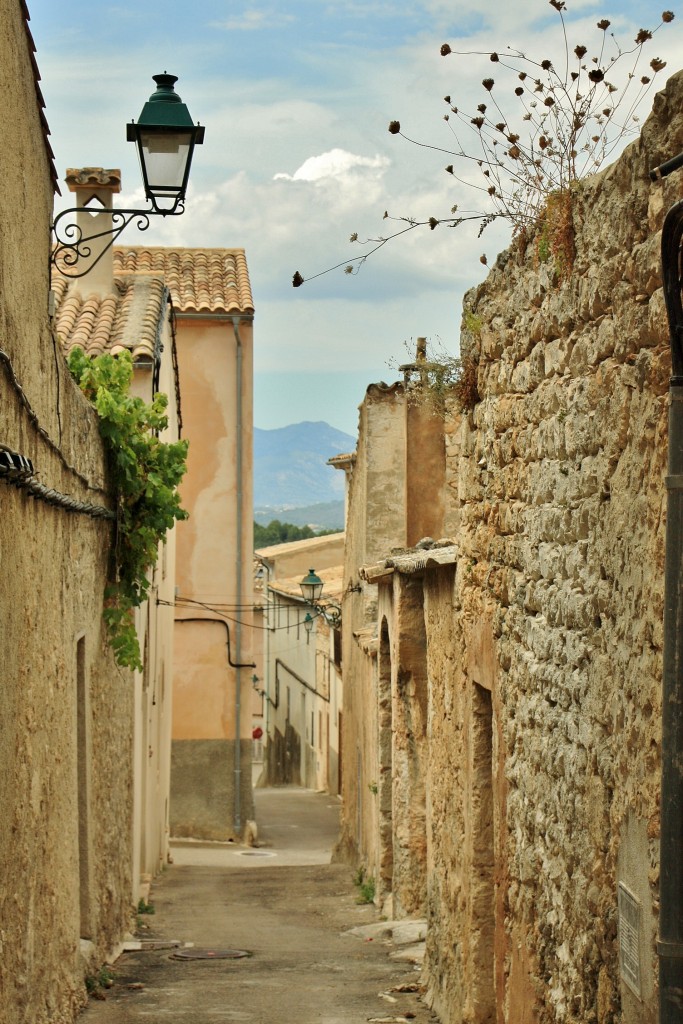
[293, 3, 674, 287]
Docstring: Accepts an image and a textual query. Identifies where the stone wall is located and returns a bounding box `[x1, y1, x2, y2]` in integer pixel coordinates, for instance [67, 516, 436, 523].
[422, 71, 683, 1024]
[0, 6, 134, 1020]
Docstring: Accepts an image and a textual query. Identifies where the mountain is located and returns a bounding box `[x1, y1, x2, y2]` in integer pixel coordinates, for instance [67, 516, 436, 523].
[253, 502, 345, 532]
[253, 421, 355, 512]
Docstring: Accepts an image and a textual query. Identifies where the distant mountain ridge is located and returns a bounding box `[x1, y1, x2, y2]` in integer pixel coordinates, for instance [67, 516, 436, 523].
[253, 421, 355, 512]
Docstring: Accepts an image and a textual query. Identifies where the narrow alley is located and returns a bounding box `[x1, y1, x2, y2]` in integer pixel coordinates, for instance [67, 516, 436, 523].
[79, 788, 433, 1024]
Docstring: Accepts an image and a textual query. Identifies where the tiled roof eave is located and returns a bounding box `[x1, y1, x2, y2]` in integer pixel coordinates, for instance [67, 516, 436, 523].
[112, 246, 254, 315]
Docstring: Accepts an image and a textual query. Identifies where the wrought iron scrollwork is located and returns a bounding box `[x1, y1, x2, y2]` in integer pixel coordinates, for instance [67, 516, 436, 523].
[51, 200, 185, 279]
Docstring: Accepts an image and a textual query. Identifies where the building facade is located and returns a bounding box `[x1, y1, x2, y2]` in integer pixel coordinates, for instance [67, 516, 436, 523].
[255, 535, 345, 792]
[113, 248, 257, 841]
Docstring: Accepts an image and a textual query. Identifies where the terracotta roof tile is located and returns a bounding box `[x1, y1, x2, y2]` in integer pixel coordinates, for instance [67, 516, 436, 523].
[52, 245, 253, 360]
[54, 275, 167, 362]
[113, 246, 254, 315]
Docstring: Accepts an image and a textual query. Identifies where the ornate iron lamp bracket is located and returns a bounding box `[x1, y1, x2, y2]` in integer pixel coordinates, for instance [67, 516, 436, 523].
[51, 201, 185, 280]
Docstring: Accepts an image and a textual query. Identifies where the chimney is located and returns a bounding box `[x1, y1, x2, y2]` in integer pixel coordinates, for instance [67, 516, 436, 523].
[64, 167, 122, 295]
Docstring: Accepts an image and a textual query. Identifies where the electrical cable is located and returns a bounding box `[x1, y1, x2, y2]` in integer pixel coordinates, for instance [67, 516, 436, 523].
[157, 596, 324, 632]
[0, 447, 115, 520]
[0, 347, 108, 493]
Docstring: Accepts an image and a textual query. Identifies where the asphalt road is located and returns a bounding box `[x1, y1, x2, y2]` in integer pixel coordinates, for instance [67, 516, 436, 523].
[81, 787, 434, 1024]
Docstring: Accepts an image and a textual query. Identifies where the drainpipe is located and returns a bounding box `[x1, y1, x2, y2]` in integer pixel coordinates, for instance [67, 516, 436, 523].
[655, 181, 683, 1022]
[255, 558, 273, 763]
[233, 316, 245, 835]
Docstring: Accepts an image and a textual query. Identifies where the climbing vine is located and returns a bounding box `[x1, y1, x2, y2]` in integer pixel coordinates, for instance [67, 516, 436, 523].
[68, 348, 189, 670]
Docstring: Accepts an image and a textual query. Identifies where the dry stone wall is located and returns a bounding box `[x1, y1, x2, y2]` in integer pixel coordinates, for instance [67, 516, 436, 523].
[423, 72, 683, 1024]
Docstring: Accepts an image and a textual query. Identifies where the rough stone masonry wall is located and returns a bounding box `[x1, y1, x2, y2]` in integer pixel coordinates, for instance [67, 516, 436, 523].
[424, 72, 683, 1024]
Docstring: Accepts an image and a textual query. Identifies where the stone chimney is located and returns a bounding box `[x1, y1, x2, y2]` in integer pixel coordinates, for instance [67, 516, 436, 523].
[64, 167, 122, 295]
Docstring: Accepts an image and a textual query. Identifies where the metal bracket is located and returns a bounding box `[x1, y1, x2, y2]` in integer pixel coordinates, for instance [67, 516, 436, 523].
[51, 201, 185, 279]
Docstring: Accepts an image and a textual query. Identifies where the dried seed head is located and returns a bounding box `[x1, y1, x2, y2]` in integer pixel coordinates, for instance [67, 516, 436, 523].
[541, 59, 552, 70]
[508, 145, 521, 159]
[651, 57, 667, 72]
[490, 52, 499, 62]
[635, 28, 652, 43]
[478, 103, 487, 112]
[445, 165, 454, 174]
[444, 95, 451, 103]
[588, 69, 605, 83]
[349, 232, 358, 242]
[440, 43, 452, 56]
[515, 87, 524, 96]
[429, 217, 439, 230]
[388, 120, 401, 134]
[662, 11, 675, 23]
[471, 116, 485, 128]
[597, 19, 610, 29]
[575, 45, 587, 58]
[292, 272, 304, 288]
[483, 78, 495, 91]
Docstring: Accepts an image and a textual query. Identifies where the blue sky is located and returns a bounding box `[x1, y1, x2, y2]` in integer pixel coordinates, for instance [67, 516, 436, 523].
[29, 0, 682, 436]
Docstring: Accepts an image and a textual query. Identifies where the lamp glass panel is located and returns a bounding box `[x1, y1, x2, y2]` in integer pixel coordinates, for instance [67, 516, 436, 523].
[139, 129, 192, 192]
[301, 581, 323, 603]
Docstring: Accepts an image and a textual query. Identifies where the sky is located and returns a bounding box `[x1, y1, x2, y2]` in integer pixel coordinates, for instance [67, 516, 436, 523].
[29, 0, 683, 437]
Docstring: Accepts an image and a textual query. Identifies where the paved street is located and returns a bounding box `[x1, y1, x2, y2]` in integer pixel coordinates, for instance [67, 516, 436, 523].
[81, 788, 433, 1024]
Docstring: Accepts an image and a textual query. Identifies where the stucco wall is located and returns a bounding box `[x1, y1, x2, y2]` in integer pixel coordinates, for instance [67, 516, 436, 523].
[337, 387, 406, 870]
[338, 377, 452, 888]
[260, 564, 341, 792]
[422, 71, 683, 1024]
[130, 337, 179, 887]
[172, 315, 255, 839]
[0, 6, 134, 1021]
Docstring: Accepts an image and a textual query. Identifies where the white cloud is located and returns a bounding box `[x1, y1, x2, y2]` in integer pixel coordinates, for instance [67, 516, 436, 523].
[210, 8, 296, 31]
[274, 149, 390, 186]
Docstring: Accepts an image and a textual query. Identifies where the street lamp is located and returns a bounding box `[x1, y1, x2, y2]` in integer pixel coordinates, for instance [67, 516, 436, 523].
[299, 568, 341, 627]
[52, 72, 204, 278]
[300, 568, 324, 604]
[127, 73, 205, 213]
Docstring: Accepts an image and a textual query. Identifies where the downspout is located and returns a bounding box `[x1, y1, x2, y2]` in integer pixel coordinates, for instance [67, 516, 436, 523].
[233, 316, 244, 835]
[657, 191, 683, 1023]
[174, 617, 255, 670]
[255, 558, 273, 758]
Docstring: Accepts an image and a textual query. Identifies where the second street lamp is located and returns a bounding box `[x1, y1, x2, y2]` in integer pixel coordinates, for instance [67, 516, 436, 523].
[299, 568, 341, 627]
